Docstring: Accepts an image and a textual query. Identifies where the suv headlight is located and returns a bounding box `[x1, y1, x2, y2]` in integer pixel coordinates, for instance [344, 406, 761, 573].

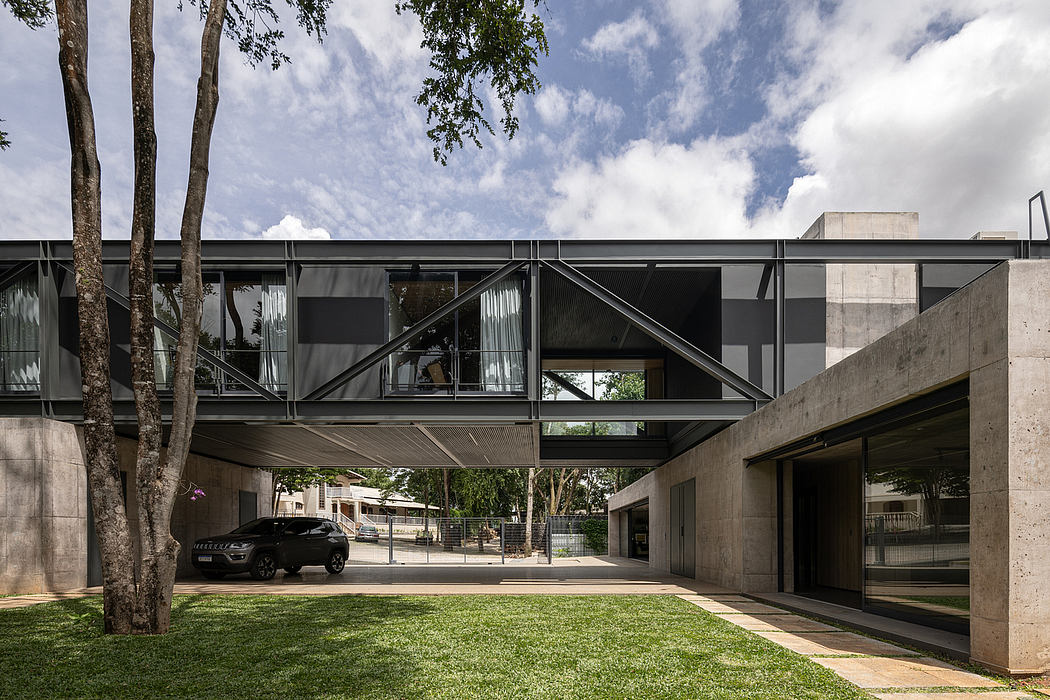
[228, 541, 252, 550]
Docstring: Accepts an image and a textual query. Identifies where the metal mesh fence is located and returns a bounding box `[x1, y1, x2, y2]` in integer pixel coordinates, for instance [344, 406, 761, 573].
[346, 516, 562, 564]
[547, 515, 608, 558]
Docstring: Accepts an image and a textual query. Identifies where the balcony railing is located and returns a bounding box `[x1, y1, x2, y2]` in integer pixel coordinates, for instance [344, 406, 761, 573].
[0, 350, 40, 393]
[154, 348, 287, 395]
[384, 349, 526, 397]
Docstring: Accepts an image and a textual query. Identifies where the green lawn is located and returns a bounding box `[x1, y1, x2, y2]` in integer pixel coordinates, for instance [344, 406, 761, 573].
[0, 595, 871, 699]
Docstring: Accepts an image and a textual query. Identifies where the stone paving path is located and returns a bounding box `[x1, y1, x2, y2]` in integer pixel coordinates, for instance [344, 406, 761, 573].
[677, 594, 1038, 700]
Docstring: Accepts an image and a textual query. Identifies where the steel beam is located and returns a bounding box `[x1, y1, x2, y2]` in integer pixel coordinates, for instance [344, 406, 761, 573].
[540, 399, 760, 422]
[31, 237, 1050, 266]
[0, 261, 35, 291]
[540, 438, 667, 463]
[303, 259, 526, 401]
[668, 420, 733, 458]
[27, 396, 762, 423]
[543, 259, 773, 401]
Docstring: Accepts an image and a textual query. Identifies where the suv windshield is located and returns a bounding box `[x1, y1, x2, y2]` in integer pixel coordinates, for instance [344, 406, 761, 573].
[230, 518, 288, 536]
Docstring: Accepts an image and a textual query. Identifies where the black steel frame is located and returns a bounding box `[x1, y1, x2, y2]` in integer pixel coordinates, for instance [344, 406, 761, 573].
[0, 239, 1040, 440]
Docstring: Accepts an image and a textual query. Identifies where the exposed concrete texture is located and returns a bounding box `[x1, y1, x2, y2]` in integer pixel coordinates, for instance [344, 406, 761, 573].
[609, 260, 1050, 674]
[801, 212, 919, 241]
[0, 417, 272, 593]
[0, 418, 87, 594]
[803, 213, 920, 366]
[113, 435, 273, 577]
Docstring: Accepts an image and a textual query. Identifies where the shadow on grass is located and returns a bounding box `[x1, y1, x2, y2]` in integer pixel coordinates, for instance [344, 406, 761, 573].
[0, 595, 435, 699]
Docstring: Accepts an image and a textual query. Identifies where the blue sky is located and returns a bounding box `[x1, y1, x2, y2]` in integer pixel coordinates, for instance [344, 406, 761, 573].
[2, 0, 1049, 241]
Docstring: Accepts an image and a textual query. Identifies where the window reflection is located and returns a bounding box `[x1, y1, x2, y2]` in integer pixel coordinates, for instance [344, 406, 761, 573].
[0, 271, 40, 393]
[864, 407, 970, 634]
[540, 366, 650, 436]
[153, 271, 287, 394]
[387, 270, 524, 394]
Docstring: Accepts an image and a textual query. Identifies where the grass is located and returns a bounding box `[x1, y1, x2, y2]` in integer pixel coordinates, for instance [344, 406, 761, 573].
[0, 595, 872, 700]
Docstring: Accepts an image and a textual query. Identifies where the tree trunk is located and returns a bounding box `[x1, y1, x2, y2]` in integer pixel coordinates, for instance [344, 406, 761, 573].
[56, 0, 137, 634]
[524, 467, 534, 556]
[127, 0, 165, 635]
[136, 0, 226, 634]
[442, 467, 450, 519]
[564, 468, 583, 515]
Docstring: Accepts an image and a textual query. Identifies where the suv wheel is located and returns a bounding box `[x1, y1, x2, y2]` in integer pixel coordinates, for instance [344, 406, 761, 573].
[202, 571, 226, 580]
[324, 550, 346, 574]
[283, 565, 303, 575]
[250, 552, 277, 581]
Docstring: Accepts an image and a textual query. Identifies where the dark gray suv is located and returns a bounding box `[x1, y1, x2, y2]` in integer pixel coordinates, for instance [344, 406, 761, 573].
[191, 517, 349, 580]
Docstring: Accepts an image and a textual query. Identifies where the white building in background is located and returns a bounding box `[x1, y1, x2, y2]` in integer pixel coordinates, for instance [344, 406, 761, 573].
[277, 473, 439, 529]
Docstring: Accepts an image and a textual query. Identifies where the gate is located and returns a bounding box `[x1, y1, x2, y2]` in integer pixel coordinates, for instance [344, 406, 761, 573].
[346, 516, 551, 564]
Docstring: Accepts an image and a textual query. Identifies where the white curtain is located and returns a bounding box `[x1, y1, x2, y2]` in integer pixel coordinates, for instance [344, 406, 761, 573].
[154, 326, 173, 388]
[480, 279, 524, 392]
[0, 274, 40, 391]
[259, 274, 287, 391]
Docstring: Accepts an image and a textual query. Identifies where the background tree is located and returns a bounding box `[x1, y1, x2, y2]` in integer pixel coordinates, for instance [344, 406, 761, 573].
[6, 0, 547, 635]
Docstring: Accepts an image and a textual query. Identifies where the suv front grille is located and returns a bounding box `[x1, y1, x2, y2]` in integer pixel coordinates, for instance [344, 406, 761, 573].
[194, 542, 233, 550]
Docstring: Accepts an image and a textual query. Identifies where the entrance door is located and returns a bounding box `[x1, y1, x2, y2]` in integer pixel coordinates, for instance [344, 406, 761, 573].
[669, 479, 695, 578]
[792, 441, 863, 608]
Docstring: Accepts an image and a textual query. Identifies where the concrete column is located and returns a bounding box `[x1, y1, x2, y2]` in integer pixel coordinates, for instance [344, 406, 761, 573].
[969, 261, 1050, 674]
[0, 418, 87, 594]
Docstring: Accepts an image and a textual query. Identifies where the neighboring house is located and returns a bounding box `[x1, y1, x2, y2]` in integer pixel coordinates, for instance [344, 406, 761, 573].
[278, 476, 439, 532]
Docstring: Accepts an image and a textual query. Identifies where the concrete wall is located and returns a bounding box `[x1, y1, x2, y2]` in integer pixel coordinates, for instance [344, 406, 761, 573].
[803, 212, 920, 367]
[609, 260, 1050, 674]
[0, 417, 272, 592]
[114, 436, 272, 577]
[0, 418, 87, 593]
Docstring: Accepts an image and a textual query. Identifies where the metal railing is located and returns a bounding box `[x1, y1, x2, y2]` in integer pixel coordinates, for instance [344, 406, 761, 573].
[154, 348, 287, 394]
[547, 515, 608, 557]
[346, 515, 553, 565]
[383, 349, 526, 397]
[865, 511, 921, 534]
[0, 350, 40, 393]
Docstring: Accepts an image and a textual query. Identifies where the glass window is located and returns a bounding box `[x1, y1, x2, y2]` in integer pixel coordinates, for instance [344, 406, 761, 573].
[0, 270, 40, 393]
[864, 406, 970, 634]
[283, 520, 314, 536]
[920, 263, 997, 311]
[387, 271, 524, 394]
[721, 265, 774, 398]
[153, 271, 286, 394]
[785, 264, 827, 392]
[628, 504, 649, 560]
[541, 363, 650, 436]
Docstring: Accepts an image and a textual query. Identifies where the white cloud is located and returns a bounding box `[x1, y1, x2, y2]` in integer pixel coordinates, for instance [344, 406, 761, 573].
[535, 85, 572, 127]
[653, 0, 741, 131]
[546, 136, 753, 238]
[581, 10, 660, 81]
[262, 215, 332, 240]
[534, 85, 624, 131]
[755, 0, 1050, 238]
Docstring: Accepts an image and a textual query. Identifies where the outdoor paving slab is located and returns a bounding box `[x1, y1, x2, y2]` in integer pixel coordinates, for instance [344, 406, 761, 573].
[753, 631, 920, 657]
[810, 657, 1003, 689]
[676, 594, 751, 602]
[685, 600, 785, 614]
[871, 693, 1034, 700]
[716, 613, 840, 632]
